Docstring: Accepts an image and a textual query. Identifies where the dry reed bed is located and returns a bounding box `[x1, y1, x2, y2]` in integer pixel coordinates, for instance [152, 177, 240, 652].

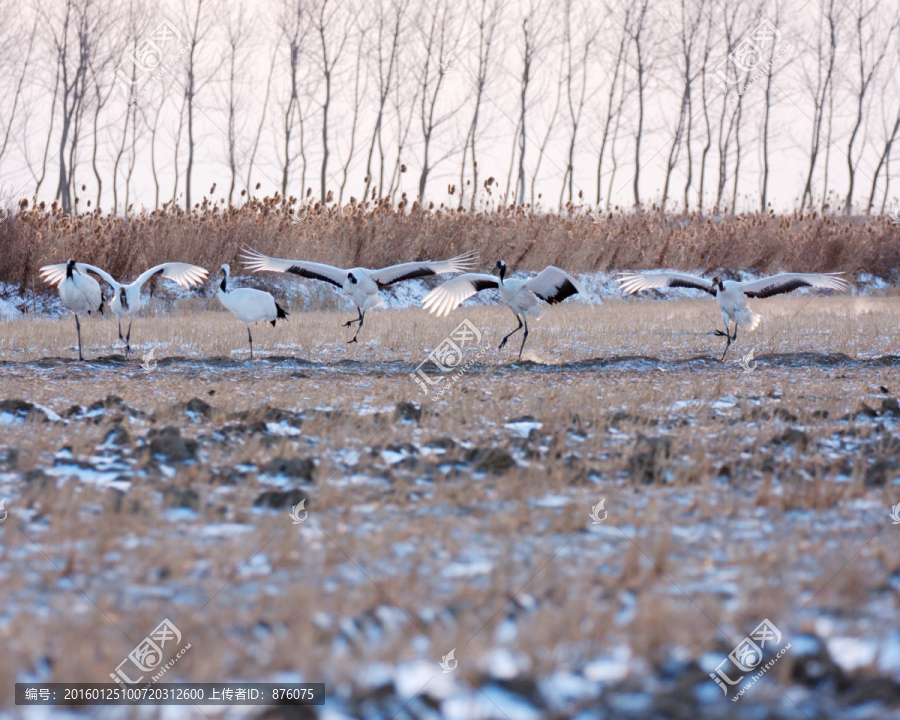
[1, 196, 899, 308]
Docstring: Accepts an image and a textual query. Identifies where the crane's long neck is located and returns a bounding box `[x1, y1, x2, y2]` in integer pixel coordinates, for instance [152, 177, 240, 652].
[220, 274, 228, 293]
[498, 265, 506, 285]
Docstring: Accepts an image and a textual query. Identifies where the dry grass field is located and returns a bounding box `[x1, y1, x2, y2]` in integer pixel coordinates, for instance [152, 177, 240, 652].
[1, 294, 900, 719]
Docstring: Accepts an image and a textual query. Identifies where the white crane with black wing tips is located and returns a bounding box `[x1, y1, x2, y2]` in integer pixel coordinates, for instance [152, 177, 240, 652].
[217, 264, 289, 359]
[41, 261, 208, 356]
[39, 259, 104, 361]
[616, 270, 851, 359]
[241, 248, 477, 343]
[421, 260, 586, 358]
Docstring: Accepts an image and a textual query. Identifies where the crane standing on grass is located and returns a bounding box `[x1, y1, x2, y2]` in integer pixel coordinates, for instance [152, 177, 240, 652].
[41, 261, 208, 356]
[217, 264, 289, 359]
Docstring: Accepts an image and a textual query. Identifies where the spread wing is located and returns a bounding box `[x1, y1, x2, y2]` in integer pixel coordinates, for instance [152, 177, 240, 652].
[241, 248, 345, 287]
[39, 262, 117, 288]
[133, 262, 209, 290]
[421, 273, 500, 317]
[738, 272, 850, 298]
[616, 271, 714, 295]
[368, 251, 477, 288]
[525, 266, 585, 304]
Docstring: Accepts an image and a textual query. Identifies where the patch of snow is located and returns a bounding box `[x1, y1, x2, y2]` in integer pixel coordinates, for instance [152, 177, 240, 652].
[199, 523, 254, 537]
[442, 559, 493, 578]
[827, 637, 879, 672]
[394, 660, 459, 700]
[584, 644, 632, 682]
[528, 494, 573, 508]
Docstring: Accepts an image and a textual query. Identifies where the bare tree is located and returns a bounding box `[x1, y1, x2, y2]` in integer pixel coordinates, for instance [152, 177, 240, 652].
[222, 2, 254, 205]
[628, 0, 650, 209]
[594, 1, 632, 206]
[311, 0, 351, 203]
[362, 0, 405, 202]
[559, 0, 598, 207]
[181, 0, 222, 211]
[661, 0, 704, 212]
[844, 0, 895, 213]
[800, 0, 839, 211]
[458, 0, 501, 209]
[277, 0, 310, 198]
[511, 0, 552, 206]
[338, 17, 368, 203]
[0, 9, 39, 175]
[415, 0, 462, 200]
[46, 0, 104, 214]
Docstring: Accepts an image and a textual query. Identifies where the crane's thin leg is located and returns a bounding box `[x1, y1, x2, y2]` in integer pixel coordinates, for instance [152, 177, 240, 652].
[343, 308, 363, 328]
[117, 318, 124, 345]
[721, 326, 733, 360]
[518, 317, 530, 359]
[247, 325, 254, 359]
[348, 311, 365, 344]
[498, 315, 524, 350]
[125, 318, 133, 356]
[75, 314, 84, 361]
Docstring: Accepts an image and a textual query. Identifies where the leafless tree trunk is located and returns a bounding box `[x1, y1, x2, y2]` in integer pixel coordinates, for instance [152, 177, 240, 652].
[182, 0, 221, 212]
[559, 0, 597, 207]
[512, 1, 550, 206]
[362, 0, 405, 202]
[629, 0, 650, 209]
[594, 3, 632, 206]
[415, 0, 461, 200]
[278, 0, 310, 199]
[661, 0, 703, 212]
[47, 0, 99, 215]
[844, 0, 895, 214]
[338, 18, 367, 203]
[459, 0, 500, 210]
[223, 3, 253, 206]
[245, 46, 278, 200]
[313, 0, 351, 203]
[800, 0, 839, 211]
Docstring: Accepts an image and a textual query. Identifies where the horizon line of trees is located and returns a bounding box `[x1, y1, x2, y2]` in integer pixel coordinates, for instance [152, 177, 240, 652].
[0, 0, 898, 217]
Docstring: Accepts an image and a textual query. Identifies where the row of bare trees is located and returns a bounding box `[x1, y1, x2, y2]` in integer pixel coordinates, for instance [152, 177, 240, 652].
[0, 0, 898, 216]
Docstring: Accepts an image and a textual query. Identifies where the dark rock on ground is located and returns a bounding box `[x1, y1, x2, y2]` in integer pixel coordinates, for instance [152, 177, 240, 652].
[148, 427, 198, 463]
[254, 489, 307, 509]
[262, 457, 315, 482]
